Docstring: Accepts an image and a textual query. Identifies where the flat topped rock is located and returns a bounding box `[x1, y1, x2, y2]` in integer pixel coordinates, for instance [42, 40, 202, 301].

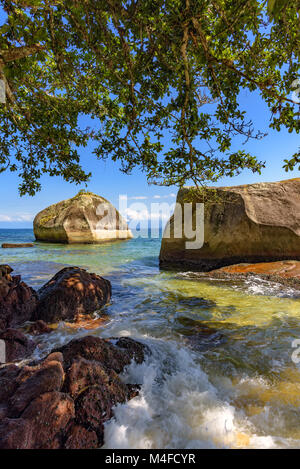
[160, 178, 300, 270]
[33, 191, 132, 244]
[211, 260, 300, 279]
[2, 243, 34, 248]
[207, 260, 300, 290]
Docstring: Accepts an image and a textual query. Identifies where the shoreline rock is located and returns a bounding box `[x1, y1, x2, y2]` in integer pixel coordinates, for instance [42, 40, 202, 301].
[160, 178, 300, 271]
[0, 329, 36, 363]
[207, 260, 300, 290]
[0, 335, 148, 449]
[33, 267, 112, 323]
[0, 265, 38, 331]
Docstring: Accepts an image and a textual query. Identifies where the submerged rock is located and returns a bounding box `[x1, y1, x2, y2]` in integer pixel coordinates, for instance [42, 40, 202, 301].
[0, 265, 38, 331]
[0, 335, 148, 449]
[160, 178, 300, 271]
[33, 191, 132, 244]
[33, 267, 111, 323]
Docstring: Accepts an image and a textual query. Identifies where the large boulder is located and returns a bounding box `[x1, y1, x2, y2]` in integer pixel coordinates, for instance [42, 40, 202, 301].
[160, 178, 300, 271]
[33, 191, 132, 244]
[33, 267, 111, 323]
[0, 265, 38, 331]
[0, 335, 148, 449]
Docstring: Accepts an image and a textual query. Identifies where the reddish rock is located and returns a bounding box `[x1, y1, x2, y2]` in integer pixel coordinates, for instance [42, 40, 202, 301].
[2, 243, 34, 248]
[33, 267, 111, 323]
[209, 260, 300, 289]
[9, 360, 65, 418]
[0, 364, 20, 401]
[21, 392, 75, 449]
[0, 334, 147, 449]
[28, 320, 52, 335]
[211, 260, 300, 278]
[64, 424, 98, 449]
[0, 328, 35, 363]
[0, 265, 38, 330]
[56, 335, 147, 372]
[0, 418, 32, 449]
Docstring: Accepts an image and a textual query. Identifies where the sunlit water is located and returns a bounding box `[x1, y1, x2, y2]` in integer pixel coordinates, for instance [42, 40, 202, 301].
[1, 228, 300, 449]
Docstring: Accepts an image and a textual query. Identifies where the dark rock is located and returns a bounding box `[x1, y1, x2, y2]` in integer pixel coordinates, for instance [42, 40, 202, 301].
[64, 424, 99, 449]
[0, 364, 20, 401]
[21, 391, 75, 449]
[0, 265, 38, 330]
[2, 243, 34, 248]
[28, 320, 52, 335]
[8, 360, 65, 417]
[56, 335, 147, 372]
[0, 328, 35, 363]
[33, 267, 111, 323]
[0, 334, 147, 449]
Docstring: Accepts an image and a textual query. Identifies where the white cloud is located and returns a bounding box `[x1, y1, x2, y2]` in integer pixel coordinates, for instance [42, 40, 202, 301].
[0, 215, 13, 222]
[119, 195, 148, 201]
[0, 213, 34, 222]
[153, 193, 177, 199]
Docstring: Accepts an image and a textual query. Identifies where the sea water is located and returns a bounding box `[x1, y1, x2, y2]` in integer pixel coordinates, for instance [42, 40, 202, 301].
[1, 228, 300, 449]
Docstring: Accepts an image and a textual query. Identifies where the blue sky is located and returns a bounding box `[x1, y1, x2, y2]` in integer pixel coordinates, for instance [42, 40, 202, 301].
[0, 7, 299, 228]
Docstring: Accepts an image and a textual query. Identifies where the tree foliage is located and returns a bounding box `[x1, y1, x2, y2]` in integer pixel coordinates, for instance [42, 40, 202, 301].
[0, 0, 299, 195]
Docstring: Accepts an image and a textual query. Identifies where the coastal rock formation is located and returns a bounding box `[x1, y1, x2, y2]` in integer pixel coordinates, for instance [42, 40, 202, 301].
[160, 178, 300, 271]
[33, 191, 132, 244]
[208, 260, 300, 290]
[0, 329, 36, 363]
[33, 267, 112, 323]
[0, 335, 147, 449]
[0, 265, 38, 331]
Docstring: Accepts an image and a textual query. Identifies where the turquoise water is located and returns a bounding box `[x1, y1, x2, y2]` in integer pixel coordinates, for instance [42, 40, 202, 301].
[1, 229, 300, 449]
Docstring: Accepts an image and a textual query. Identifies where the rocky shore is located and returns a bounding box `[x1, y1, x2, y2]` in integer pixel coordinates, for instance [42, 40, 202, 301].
[0, 336, 147, 449]
[0, 263, 149, 449]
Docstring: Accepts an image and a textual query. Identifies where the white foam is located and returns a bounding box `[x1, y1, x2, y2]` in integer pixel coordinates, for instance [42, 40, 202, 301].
[103, 339, 243, 449]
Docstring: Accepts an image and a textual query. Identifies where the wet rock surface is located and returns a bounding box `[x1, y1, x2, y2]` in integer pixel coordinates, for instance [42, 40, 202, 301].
[33, 267, 112, 323]
[0, 329, 36, 363]
[0, 335, 148, 449]
[0, 265, 38, 331]
[27, 320, 52, 335]
[208, 260, 300, 290]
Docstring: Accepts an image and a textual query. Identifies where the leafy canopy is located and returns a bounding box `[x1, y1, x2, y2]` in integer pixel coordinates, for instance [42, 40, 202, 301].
[0, 0, 299, 195]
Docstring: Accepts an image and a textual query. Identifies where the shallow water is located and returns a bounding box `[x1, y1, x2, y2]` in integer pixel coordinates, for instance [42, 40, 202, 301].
[1, 228, 300, 449]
